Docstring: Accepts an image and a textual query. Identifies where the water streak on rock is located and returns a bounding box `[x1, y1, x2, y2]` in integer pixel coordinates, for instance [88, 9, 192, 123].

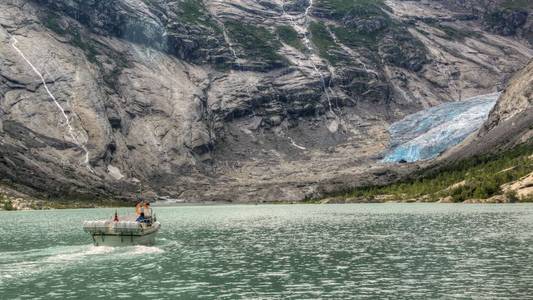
[10, 36, 93, 172]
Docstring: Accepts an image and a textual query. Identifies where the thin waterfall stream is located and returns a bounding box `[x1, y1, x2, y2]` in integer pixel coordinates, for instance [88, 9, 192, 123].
[10, 35, 93, 172]
[281, 0, 335, 115]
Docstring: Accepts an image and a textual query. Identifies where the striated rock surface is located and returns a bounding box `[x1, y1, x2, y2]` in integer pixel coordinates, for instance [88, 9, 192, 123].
[443, 58, 533, 161]
[502, 171, 533, 200]
[0, 0, 532, 202]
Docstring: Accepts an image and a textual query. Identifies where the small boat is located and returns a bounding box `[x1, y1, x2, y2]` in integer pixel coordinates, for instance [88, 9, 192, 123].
[83, 215, 161, 246]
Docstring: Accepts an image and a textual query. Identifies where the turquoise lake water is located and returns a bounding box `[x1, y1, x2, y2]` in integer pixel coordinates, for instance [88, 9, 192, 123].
[1, 204, 532, 299]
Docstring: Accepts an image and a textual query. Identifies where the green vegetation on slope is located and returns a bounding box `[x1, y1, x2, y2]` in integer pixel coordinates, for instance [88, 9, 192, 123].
[331, 143, 533, 202]
[44, 14, 66, 35]
[309, 21, 339, 64]
[312, 0, 427, 69]
[276, 25, 305, 51]
[175, 0, 221, 33]
[178, 0, 208, 24]
[142, 0, 218, 27]
[501, 0, 533, 9]
[331, 25, 383, 49]
[41, 12, 99, 63]
[316, 0, 387, 19]
[225, 21, 287, 68]
[316, 0, 391, 47]
[432, 24, 483, 41]
[1, 196, 14, 211]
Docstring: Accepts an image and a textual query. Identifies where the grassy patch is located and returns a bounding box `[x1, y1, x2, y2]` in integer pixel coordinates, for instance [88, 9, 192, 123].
[179, 0, 207, 24]
[316, 0, 387, 19]
[225, 21, 286, 68]
[433, 24, 483, 41]
[313, 0, 395, 62]
[330, 143, 533, 202]
[331, 25, 382, 49]
[44, 15, 66, 35]
[276, 25, 305, 51]
[143, 0, 220, 32]
[177, 0, 220, 31]
[501, 0, 533, 9]
[309, 21, 339, 64]
[40, 12, 100, 64]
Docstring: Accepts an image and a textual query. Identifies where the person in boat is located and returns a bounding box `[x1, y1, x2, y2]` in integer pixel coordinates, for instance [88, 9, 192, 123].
[135, 200, 144, 216]
[136, 212, 146, 223]
[144, 202, 151, 217]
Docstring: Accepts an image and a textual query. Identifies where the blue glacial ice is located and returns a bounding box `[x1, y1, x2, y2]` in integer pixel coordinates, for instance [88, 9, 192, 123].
[383, 92, 500, 163]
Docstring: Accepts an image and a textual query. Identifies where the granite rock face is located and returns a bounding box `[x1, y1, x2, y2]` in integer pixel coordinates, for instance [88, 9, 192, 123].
[442, 58, 533, 161]
[0, 0, 531, 202]
[427, 0, 533, 43]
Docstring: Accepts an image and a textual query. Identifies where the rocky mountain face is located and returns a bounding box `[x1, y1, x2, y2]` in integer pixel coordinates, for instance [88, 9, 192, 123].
[443, 58, 533, 160]
[434, 0, 533, 39]
[0, 0, 532, 202]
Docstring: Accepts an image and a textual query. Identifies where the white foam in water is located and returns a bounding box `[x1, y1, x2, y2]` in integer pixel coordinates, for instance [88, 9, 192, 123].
[0, 244, 164, 285]
[131, 245, 164, 255]
[45, 245, 115, 263]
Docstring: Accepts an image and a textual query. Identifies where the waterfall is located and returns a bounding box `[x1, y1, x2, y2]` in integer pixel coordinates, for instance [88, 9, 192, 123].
[281, 0, 334, 114]
[325, 26, 378, 76]
[219, 21, 240, 68]
[10, 36, 93, 172]
[288, 136, 307, 150]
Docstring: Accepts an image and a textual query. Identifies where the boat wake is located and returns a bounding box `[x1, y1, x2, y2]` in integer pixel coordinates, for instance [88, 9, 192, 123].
[130, 245, 165, 255]
[44, 245, 116, 263]
[0, 244, 164, 285]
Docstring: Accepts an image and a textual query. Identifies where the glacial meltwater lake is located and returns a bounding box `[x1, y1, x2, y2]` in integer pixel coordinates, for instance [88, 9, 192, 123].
[1, 204, 533, 299]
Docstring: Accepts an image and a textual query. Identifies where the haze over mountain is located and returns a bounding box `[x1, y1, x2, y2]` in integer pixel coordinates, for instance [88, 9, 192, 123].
[0, 0, 531, 202]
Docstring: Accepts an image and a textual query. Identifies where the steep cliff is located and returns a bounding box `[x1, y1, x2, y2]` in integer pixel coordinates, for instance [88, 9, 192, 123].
[0, 0, 531, 202]
[443, 58, 533, 159]
[317, 58, 533, 203]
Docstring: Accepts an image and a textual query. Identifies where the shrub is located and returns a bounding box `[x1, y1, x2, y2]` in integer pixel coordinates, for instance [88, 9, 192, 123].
[326, 142, 533, 202]
[3, 200, 14, 211]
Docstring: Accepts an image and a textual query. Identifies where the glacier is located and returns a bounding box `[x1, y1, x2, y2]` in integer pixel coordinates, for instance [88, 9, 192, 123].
[383, 92, 500, 163]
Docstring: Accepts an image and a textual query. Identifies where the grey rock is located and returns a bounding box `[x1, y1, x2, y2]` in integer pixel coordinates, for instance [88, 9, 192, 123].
[0, 0, 531, 202]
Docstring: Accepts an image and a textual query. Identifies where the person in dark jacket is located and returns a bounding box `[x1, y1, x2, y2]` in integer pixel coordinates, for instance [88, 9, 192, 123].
[136, 212, 145, 223]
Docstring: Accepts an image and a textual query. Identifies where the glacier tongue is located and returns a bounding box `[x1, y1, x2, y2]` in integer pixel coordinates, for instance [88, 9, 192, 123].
[384, 92, 500, 163]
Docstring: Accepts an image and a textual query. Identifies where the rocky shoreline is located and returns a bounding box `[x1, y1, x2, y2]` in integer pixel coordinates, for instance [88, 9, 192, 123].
[317, 193, 532, 204]
[0, 184, 130, 211]
[2, 193, 531, 211]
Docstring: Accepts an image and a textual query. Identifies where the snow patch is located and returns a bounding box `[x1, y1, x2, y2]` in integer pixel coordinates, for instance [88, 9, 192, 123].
[107, 165, 125, 180]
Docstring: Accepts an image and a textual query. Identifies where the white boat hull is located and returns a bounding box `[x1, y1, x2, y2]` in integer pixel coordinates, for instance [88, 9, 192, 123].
[85, 221, 161, 246]
[91, 230, 158, 246]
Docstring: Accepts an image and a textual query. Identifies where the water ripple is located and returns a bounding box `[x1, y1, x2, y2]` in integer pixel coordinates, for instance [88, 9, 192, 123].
[1, 204, 532, 299]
